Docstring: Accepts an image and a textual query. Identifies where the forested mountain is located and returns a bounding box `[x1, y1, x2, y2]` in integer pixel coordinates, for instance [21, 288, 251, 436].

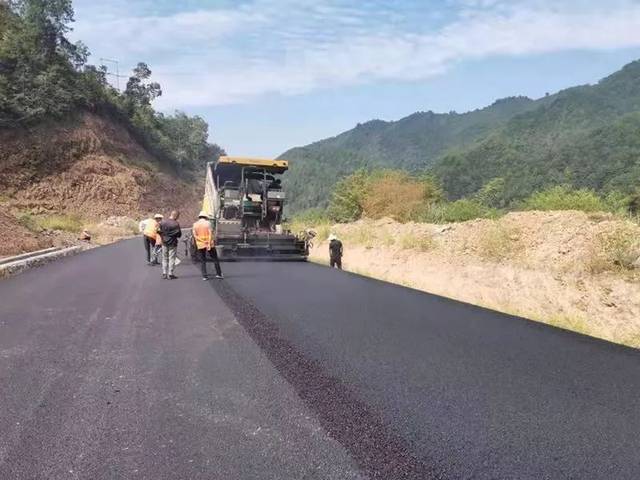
[434, 61, 640, 202]
[281, 60, 640, 212]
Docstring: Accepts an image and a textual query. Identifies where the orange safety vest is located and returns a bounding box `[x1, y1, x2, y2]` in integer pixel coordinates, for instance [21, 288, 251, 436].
[192, 219, 213, 249]
[143, 219, 158, 239]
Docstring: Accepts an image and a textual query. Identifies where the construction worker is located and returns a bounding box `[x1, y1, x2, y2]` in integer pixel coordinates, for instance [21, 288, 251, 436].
[158, 210, 182, 279]
[328, 233, 343, 269]
[141, 214, 162, 265]
[192, 211, 223, 280]
[152, 222, 163, 265]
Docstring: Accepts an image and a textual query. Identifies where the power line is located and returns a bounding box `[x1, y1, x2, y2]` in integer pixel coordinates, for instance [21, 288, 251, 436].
[99, 57, 127, 92]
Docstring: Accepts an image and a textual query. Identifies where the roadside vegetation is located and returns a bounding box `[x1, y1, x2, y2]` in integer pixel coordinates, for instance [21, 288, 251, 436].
[17, 213, 83, 233]
[292, 169, 639, 227]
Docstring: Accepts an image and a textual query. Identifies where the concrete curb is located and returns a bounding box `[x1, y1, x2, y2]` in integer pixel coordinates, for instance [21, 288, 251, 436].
[0, 247, 62, 266]
[0, 245, 85, 279]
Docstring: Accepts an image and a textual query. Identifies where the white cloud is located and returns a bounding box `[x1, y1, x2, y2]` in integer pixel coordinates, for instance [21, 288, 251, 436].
[70, 0, 640, 107]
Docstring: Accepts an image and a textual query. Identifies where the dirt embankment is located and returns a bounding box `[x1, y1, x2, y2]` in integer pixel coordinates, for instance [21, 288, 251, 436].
[309, 211, 640, 348]
[0, 112, 202, 256]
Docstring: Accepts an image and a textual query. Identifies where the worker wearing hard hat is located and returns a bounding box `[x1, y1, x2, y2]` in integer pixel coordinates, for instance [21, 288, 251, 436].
[192, 211, 223, 280]
[328, 233, 343, 269]
[140, 213, 163, 265]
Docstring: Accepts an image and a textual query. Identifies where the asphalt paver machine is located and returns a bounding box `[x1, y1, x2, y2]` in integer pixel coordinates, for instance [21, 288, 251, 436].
[197, 156, 310, 260]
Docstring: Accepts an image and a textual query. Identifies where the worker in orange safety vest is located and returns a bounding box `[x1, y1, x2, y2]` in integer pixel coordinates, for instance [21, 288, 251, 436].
[192, 211, 222, 280]
[140, 213, 163, 265]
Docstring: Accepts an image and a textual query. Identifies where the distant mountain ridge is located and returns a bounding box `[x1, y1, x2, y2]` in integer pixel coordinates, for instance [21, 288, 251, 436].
[281, 59, 640, 212]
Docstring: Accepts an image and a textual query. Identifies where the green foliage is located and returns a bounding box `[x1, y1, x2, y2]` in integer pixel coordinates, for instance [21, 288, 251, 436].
[474, 177, 507, 209]
[0, 1, 224, 174]
[291, 207, 331, 225]
[587, 224, 640, 273]
[16, 212, 41, 231]
[37, 213, 83, 232]
[282, 97, 537, 212]
[421, 199, 499, 223]
[520, 186, 608, 212]
[283, 60, 640, 213]
[327, 170, 371, 222]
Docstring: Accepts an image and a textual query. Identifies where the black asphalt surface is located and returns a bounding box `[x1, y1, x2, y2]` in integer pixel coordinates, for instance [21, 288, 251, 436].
[0, 240, 363, 480]
[1, 239, 640, 479]
[217, 261, 640, 480]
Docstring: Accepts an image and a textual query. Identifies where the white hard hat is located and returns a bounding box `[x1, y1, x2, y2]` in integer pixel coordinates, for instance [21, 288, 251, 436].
[198, 210, 209, 218]
[154, 213, 163, 219]
[328, 233, 337, 241]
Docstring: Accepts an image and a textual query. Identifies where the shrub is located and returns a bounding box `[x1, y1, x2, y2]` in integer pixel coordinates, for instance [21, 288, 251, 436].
[477, 224, 519, 261]
[291, 207, 331, 225]
[327, 170, 371, 222]
[37, 214, 83, 233]
[475, 177, 508, 209]
[341, 224, 377, 249]
[397, 232, 434, 252]
[587, 224, 640, 273]
[422, 199, 499, 223]
[521, 186, 607, 212]
[328, 169, 443, 223]
[16, 213, 41, 232]
[361, 171, 428, 222]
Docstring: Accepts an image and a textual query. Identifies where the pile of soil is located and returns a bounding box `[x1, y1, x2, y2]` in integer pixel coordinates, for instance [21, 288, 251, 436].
[0, 112, 202, 256]
[0, 212, 48, 256]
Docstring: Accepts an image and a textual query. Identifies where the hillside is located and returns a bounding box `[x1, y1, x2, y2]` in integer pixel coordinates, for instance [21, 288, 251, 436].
[434, 61, 640, 202]
[281, 96, 538, 212]
[0, 1, 220, 257]
[0, 111, 203, 256]
[281, 60, 640, 212]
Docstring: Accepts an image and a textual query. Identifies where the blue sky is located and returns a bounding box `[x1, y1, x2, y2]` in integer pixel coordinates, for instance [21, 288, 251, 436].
[70, 0, 640, 157]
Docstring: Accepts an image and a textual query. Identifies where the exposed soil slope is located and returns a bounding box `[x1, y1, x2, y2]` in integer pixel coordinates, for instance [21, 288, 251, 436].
[308, 211, 640, 348]
[0, 112, 202, 256]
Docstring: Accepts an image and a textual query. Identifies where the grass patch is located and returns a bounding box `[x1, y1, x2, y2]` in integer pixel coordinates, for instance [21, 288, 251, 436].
[341, 225, 377, 249]
[521, 185, 608, 212]
[477, 224, 520, 261]
[586, 224, 640, 273]
[397, 232, 434, 252]
[420, 199, 500, 223]
[37, 214, 84, 233]
[16, 212, 42, 232]
[546, 314, 592, 337]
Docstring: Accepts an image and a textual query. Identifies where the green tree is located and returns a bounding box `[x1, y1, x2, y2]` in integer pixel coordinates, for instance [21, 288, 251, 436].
[328, 170, 371, 222]
[124, 62, 161, 108]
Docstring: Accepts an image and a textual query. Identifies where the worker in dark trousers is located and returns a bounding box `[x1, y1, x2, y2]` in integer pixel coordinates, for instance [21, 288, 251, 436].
[192, 211, 223, 280]
[328, 234, 343, 269]
[140, 214, 162, 265]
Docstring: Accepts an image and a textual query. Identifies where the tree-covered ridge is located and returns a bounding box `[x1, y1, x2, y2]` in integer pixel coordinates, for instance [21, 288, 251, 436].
[0, 0, 224, 175]
[281, 96, 540, 211]
[282, 60, 640, 213]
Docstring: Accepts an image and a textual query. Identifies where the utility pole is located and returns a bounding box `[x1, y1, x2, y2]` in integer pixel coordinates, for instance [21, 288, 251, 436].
[99, 57, 127, 92]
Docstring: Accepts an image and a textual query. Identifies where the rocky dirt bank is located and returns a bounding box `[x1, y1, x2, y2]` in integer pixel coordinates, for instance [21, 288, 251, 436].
[0, 112, 202, 256]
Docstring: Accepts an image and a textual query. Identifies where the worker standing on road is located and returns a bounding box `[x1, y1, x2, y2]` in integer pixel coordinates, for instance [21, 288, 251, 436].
[158, 210, 182, 279]
[140, 214, 162, 265]
[328, 234, 343, 269]
[152, 219, 163, 265]
[192, 211, 223, 281]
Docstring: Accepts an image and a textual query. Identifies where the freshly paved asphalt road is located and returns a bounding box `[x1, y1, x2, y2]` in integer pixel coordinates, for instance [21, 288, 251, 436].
[1, 239, 640, 479]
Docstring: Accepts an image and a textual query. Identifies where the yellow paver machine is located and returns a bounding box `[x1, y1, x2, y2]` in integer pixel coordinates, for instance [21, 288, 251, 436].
[198, 156, 311, 260]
